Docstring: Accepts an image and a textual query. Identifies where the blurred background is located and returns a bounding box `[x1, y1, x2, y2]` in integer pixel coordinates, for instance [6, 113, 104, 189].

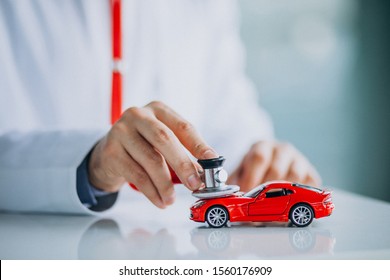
[238, 0, 390, 202]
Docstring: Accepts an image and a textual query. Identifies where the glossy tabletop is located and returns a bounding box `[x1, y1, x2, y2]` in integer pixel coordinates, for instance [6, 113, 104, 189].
[1, 187, 389, 259]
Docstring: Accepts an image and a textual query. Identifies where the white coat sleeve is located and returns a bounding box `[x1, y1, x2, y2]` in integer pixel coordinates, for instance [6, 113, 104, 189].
[0, 130, 115, 214]
[200, 0, 274, 172]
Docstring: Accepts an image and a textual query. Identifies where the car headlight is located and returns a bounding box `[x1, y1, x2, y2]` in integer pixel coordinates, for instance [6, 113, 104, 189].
[192, 200, 206, 209]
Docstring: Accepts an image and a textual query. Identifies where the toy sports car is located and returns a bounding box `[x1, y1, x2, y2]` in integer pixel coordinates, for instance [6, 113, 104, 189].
[190, 181, 334, 228]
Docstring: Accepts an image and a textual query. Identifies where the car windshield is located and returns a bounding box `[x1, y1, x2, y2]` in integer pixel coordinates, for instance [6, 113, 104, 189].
[243, 184, 266, 198]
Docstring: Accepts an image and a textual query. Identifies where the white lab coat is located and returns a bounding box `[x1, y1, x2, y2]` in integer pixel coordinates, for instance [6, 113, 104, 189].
[0, 0, 273, 214]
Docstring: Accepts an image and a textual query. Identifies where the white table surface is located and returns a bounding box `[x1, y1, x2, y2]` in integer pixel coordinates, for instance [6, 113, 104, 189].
[1, 187, 389, 260]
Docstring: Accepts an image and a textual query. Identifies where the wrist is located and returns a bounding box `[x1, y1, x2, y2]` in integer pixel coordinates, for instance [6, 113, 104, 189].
[88, 143, 125, 193]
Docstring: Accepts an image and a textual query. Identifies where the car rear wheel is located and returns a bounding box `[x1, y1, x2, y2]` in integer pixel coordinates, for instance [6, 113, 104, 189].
[290, 204, 314, 227]
[206, 206, 228, 228]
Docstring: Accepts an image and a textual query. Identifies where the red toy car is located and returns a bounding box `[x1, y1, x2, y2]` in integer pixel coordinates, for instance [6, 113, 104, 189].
[190, 181, 334, 228]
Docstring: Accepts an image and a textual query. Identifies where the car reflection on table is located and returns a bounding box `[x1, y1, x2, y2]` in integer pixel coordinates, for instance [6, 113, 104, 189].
[190, 225, 336, 258]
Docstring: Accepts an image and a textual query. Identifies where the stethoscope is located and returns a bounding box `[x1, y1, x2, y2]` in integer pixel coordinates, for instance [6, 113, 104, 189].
[109, 0, 238, 198]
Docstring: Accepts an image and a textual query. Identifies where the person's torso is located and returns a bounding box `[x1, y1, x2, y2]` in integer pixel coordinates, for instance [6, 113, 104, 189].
[0, 0, 218, 132]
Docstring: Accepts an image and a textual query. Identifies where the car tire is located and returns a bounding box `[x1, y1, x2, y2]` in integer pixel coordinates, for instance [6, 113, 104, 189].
[289, 204, 314, 227]
[206, 206, 229, 228]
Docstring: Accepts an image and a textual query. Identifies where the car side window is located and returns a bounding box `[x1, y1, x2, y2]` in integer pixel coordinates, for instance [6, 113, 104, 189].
[285, 189, 294, 195]
[265, 188, 285, 198]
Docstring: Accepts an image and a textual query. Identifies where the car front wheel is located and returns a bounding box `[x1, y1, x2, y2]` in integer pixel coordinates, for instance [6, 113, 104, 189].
[290, 204, 314, 227]
[206, 206, 229, 228]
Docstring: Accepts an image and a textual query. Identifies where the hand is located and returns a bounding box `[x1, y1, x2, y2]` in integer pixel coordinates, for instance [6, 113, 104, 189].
[88, 101, 218, 208]
[227, 141, 321, 192]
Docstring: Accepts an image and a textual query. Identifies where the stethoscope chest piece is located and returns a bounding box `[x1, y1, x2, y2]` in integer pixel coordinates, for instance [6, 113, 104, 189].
[192, 156, 240, 199]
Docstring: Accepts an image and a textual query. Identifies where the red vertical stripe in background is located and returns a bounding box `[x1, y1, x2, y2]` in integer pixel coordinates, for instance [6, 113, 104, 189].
[111, 0, 122, 124]
[111, 72, 122, 124]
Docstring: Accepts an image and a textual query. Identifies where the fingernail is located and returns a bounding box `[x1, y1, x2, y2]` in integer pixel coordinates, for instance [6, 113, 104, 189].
[187, 174, 203, 190]
[202, 149, 218, 159]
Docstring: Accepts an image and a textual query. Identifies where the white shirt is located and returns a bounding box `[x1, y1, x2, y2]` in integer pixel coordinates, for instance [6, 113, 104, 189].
[0, 0, 273, 214]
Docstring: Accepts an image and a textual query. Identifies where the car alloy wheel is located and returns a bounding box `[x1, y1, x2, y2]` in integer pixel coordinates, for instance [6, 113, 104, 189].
[290, 204, 314, 227]
[206, 206, 228, 228]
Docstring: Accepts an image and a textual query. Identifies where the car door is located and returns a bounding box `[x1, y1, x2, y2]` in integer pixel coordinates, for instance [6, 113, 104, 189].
[248, 188, 291, 216]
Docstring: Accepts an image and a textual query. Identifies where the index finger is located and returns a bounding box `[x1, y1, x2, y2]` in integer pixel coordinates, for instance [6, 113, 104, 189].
[131, 109, 203, 191]
[145, 101, 218, 160]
